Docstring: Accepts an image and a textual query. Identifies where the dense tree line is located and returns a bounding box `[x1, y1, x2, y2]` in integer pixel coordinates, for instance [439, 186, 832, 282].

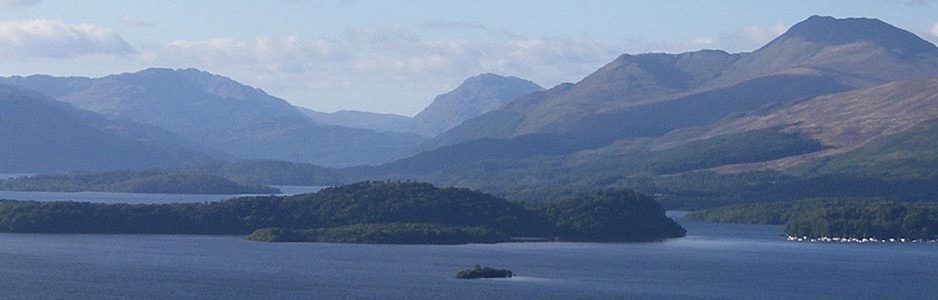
[248, 223, 509, 244]
[0, 181, 686, 243]
[686, 199, 938, 240]
[537, 189, 686, 242]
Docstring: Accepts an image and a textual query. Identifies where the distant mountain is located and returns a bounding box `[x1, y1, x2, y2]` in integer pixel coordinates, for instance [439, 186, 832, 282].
[299, 108, 414, 135]
[0, 85, 213, 173]
[1, 69, 426, 167]
[408, 73, 542, 137]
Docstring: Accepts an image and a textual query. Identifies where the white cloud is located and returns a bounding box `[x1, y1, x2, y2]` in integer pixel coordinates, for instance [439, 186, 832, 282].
[718, 23, 787, 52]
[931, 22, 938, 36]
[0, 0, 40, 7]
[0, 19, 134, 58]
[654, 23, 788, 53]
[163, 35, 336, 73]
[141, 27, 622, 114]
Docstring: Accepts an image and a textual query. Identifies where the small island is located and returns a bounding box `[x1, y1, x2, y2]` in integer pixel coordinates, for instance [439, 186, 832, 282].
[456, 265, 513, 279]
[0, 181, 686, 244]
[686, 199, 938, 242]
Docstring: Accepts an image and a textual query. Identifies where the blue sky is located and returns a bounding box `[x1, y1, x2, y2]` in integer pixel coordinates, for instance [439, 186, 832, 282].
[1, 0, 936, 115]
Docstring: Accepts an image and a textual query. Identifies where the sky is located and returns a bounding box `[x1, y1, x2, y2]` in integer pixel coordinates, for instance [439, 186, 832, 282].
[0, 0, 937, 116]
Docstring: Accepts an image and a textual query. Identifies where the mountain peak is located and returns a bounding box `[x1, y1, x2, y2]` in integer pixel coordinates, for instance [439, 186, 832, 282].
[409, 73, 542, 136]
[461, 73, 537, 88]
[776, 15, 937, 54]
[107, 68, 269, 101]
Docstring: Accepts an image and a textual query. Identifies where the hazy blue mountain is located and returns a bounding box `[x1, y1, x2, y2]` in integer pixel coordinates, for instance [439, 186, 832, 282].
[408, 73, 542, 137]
[0, 85, 214, 173]
[1, 69, 426, 167]
[299, 107, 414, 134]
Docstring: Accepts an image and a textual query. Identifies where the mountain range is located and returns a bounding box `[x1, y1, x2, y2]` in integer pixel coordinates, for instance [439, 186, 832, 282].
[0, 69, 426, 167]
[3, 15, 938, 209]
[349, 16, 938, 207]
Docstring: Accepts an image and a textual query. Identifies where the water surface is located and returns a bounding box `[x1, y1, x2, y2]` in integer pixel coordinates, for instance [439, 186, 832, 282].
[0, 185, 325, 204]
[0, 215, 934, 299]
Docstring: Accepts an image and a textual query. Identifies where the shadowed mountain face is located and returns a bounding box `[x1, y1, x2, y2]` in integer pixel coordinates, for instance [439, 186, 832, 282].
[0, 85, 213, 173]
[1, 69, 426, 167]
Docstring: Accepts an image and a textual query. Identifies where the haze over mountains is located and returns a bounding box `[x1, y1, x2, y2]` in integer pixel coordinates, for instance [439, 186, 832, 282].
[300, 73, 542, 137]
[1, 69, 426, 167]
[3, 15, 938, 208]
[0, 85, 212, 172]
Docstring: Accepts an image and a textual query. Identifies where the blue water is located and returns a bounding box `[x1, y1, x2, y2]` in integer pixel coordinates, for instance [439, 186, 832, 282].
[0, 185, 325, 204]
[0, 214, 935, 299]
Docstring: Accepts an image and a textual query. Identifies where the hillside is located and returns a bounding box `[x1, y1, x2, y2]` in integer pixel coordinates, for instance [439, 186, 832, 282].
[670, 76, 938, 172]
[0, 85, 214, 173]
[366, 76, 938, 209]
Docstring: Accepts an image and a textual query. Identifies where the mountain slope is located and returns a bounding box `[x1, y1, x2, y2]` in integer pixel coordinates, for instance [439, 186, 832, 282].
[683, 76, 938, 172]
[0, 85, 213, 173]
[1, 69, 426, 167]
[505, 50, 741, 135]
